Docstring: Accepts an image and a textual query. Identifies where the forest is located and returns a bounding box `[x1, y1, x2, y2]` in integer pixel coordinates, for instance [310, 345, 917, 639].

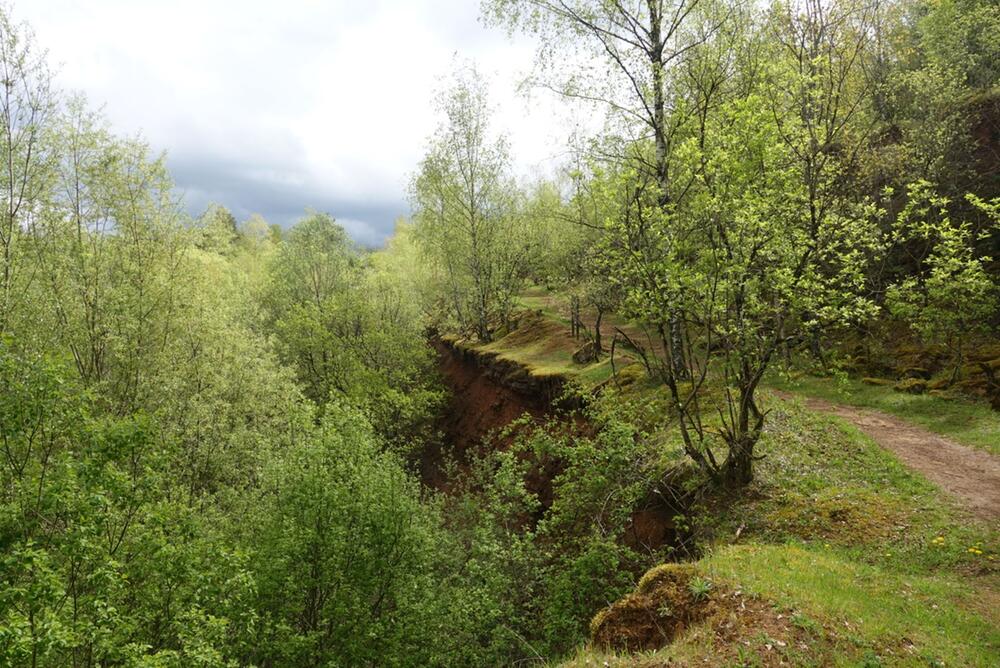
[1, 0, 998, 666]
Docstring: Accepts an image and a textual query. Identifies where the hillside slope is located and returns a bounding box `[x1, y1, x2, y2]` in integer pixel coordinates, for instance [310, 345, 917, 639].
[458, 300, 1000, 666]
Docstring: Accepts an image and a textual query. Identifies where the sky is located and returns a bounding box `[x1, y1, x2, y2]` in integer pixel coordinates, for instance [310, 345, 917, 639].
[20, 0, 577, 245]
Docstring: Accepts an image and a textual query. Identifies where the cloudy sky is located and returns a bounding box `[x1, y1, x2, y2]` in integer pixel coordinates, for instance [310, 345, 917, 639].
[20, 0, 576, 245]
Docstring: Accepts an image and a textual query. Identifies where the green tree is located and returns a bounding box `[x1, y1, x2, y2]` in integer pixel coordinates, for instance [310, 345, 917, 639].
[411, 66, 527, 342]
[0, 342, 257, 668]
[247, 405, 452, 667]
[195, 202, 239, 255]
[0, 7, 57, 333]
[32, 100, 188, 415]
[483, 0, 737, 372]
[599, 87, 880, 486]
[263, 212, 442, 448]
[262, 211, 356, 402]
[887, 181, 999, 382]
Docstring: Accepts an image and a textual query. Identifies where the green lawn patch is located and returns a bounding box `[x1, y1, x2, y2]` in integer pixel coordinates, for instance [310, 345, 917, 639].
[710, 397, 998, 577]
[703, 543, 1000, 667]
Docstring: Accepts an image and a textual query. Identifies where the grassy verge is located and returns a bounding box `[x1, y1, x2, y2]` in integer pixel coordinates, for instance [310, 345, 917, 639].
[709, 397, 998, 576]
[563, 543, 999, 667]
[768, 373, 1000, 456]
[702, 543, 1000, 667]
[468, 300, 999, 665]
[561, 392, 998, 666]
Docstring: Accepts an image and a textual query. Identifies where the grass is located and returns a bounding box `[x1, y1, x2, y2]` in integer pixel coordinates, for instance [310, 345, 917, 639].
[561, 389, 999, 666]
[712, 397, 998, 575]
[517, 285, 569, 323]
[703, 543, 1000, 667]
[469, 308, 623, 389]
[466, 296, 1000, 665]
[564, 543, 999, 667]
[769, 373, 1000, 456]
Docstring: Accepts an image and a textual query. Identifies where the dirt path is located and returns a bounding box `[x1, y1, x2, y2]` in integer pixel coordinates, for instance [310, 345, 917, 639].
[782, 393, 1000, 524]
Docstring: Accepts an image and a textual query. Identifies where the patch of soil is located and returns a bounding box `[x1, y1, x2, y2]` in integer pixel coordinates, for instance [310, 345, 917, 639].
[422, 339, 549, 489]
[626, 505, 678, 553]
[782, 393, 1000, 522]
[624, 481, 696, 555]
[434, 339, 549, 450]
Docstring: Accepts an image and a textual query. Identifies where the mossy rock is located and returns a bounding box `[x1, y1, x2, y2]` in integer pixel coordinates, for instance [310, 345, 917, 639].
[590, 563, 714, 652]
[636, 563, 699, 595]
[890, 344, 948, 375]
[894, 378, 928, 395]
[967, 345, 1000, 364]
[984, 358, 1000, 372]
[928, 389, 956, 400]
[572, 341, 599, 364]
[861, 377, 894, 387]
[613, 363, 646, 387]
[899, 367, 932, 380]
[954, 379, 990, 398]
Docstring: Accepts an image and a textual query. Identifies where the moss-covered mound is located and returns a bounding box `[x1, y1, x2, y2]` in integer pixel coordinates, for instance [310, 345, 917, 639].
[589, 564, 716, 652]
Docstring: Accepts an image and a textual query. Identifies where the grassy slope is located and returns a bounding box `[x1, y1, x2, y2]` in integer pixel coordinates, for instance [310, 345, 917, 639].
[769, 373, 1000, 457]
[466, 295, 999, 666]
[562, 398, 999, 666]
[704, 544, 999, 666]
[564, 543, 998, 667]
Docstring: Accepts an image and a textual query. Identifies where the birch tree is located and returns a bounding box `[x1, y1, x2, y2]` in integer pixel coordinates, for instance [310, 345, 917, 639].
[0, 8, 56, 333]
[411, 66, 526, 342]
[483, 0, 740, 371]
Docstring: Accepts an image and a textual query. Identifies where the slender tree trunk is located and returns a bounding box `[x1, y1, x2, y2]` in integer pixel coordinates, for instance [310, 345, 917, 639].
[594, 306, 604, 354]
[722, 441, 754, 487]
[570, 296, 581, 340]
[648, 2, 688, 379]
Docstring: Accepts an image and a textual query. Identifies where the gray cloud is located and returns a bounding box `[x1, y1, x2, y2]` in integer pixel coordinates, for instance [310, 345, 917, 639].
[19, 0, 575, 245]
[171, 152, 405, 246]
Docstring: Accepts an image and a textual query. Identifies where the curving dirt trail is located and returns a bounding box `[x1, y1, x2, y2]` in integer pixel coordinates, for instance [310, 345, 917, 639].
[783, 393, 1000, 524]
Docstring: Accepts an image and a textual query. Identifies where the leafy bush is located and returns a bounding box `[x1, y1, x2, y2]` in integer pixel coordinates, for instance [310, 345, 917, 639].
[245, 404, 458, 667]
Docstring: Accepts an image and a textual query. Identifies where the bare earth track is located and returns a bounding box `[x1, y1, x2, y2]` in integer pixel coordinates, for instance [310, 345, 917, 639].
[784, 394, 1000, 524]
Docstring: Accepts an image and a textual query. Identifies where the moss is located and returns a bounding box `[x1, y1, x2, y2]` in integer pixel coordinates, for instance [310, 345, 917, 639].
[861, 377, 894, 387]
[927, 377, 952, 391]
[636, 563, 698, 596]
[763, 488, 907, 545]
[894, 378, 928, 394]
[610, 362, 646, 388]
[590, 562, 714, 652]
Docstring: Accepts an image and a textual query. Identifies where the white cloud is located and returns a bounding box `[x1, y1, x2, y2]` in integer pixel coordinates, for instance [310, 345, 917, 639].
[18, 0, 579, 242]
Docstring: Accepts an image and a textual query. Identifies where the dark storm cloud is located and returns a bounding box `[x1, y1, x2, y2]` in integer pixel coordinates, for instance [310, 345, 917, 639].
[168, 155, 405, 247]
